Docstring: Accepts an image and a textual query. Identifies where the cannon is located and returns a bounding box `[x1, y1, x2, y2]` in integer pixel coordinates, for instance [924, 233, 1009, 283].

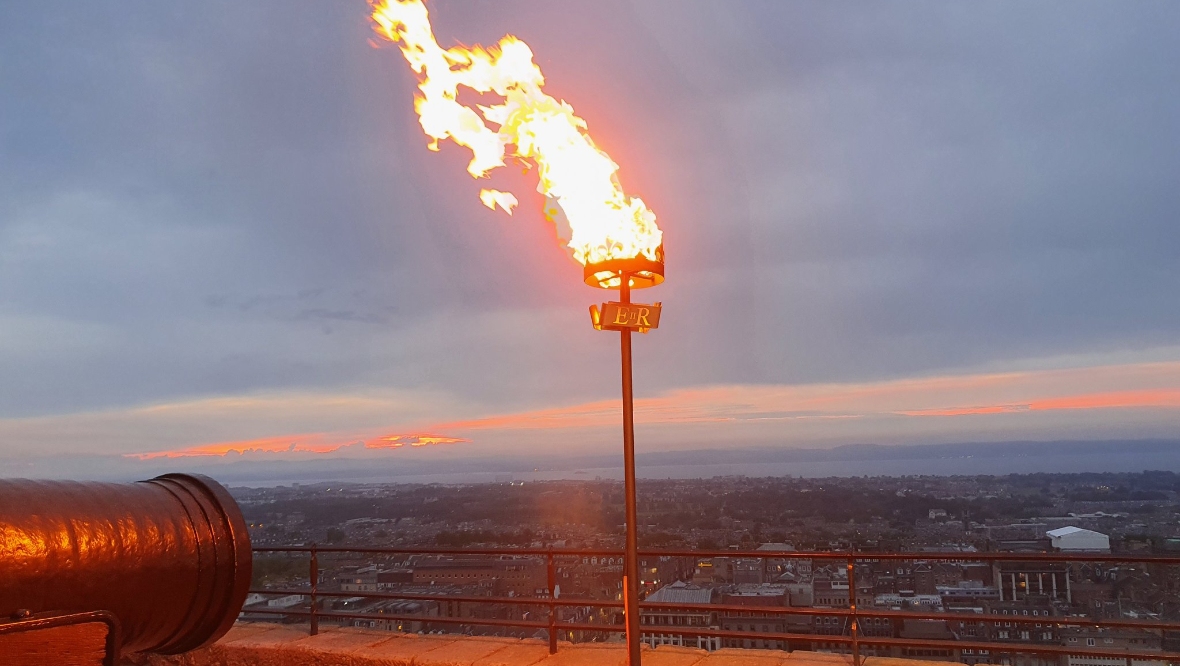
[0, 474, 252, 663]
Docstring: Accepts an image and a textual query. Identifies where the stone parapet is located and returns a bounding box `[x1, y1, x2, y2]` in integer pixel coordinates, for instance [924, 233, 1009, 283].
[122, 623, 962, 666]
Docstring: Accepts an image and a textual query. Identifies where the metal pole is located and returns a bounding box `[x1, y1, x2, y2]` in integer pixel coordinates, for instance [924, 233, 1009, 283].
[619, 272, 642, 666]
[848, 558, 859, 666]
[309, 543, 319, 636]
[548, 546, 558, 654]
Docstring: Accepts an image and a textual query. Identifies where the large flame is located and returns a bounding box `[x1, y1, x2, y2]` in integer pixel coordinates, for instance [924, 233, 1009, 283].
[371, 0, 662, 269]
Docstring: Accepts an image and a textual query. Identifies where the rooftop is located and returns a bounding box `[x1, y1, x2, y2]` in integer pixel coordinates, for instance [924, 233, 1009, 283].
[1046, 526, 1105, 538]
[646, 580, 714, 605]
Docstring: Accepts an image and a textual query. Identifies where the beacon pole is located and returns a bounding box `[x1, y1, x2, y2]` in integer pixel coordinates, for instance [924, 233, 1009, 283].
[585, 250, 664, 666]
[619, 272, 642, 666]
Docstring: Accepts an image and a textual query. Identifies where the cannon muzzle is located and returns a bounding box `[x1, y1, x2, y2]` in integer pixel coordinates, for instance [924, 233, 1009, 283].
[0, 473, 252, 655]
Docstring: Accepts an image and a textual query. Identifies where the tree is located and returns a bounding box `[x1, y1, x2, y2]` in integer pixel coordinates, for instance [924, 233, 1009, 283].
[696, 537, 720, 550]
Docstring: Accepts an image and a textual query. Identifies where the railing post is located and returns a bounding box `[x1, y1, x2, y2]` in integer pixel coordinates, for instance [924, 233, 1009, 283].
[847, 556, 859, 666]
[547, 546, 557, 654]
[309, 543, 319, 636]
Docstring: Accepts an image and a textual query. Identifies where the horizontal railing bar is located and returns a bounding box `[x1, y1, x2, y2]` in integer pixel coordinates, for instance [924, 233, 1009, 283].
[856, 636, 1180, 662]
[249, 587, 1180, 632]
[247, 611, 648, 635]
[253, 545, 1180, 565]
[248, 587, 624, 609]
[634, 624, 1180, 663]
[252, 546, 616, 557]
[599, 623, 1180, 663]
[648, 549, 1180, 564]
[641, 601, 1180, 631]
[852, 607, 1180, 631]
[636, 623, 1180, 663]
[244, 608, 551, 630]
[641, 626, 844, 645]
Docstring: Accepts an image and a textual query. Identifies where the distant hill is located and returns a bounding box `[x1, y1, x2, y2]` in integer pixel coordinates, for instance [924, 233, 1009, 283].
[61, 437, 1180, 485]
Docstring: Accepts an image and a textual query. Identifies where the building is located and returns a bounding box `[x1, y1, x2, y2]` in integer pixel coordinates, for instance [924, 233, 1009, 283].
[410, 556, 546, 596]
[637, 556, 687, 595]
[640, 581, 720, 651]
[721, 583, 789, 607]
[692, 559, 718, 585]
[1061, 626, 1165, 666]
[719, 612, 812, 652]
[733, 558, 766, 584]
[939, 580, 1001, 607]
[377, 569, 414, 588]
[897, 619, 960, 663]
[717, 583, 805, 651]
[756, 542, 798, 581]
[876, 593, 944, 610]
[777, 576, 814, 607]
[982, 598, 1061, 666]
[987, 523, 1051, 542]
[994, 563, 1071, 603]
[333, 597, 439, 634]
[339, 567, 379, 592]
[266, 594, 306, 608]
[950, 615, 991, 665]
[813, 568, 874, 608]
[1048, 527, 1111, 553]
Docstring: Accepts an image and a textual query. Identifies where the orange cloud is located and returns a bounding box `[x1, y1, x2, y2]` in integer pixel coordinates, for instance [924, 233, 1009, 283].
[896, 389, 1180, 418]
[127, 431, 467, 460]
[434, 362, 1180, 432]
[127, 434, 340, 459]
[897, 405, 1030, 417]
[367, 434, 469, 449]
[120, 360, 1180, 460]
[1029, 389, 1180, 411]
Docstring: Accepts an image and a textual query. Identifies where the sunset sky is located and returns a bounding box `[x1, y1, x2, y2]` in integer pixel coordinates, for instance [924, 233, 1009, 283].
[3, 1, 1179, 478]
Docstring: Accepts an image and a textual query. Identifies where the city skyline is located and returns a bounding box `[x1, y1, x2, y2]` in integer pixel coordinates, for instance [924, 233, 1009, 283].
[3, 1, 1180, 476]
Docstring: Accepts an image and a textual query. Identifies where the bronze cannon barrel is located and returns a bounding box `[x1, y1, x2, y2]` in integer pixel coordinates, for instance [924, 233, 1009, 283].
[0, 473, 252, 654]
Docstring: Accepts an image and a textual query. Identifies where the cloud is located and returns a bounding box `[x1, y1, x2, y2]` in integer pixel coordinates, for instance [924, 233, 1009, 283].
[2, 1, 1179, 463]
[126, 431, 467, 460]
[434, 360, 1180, 433]
[0, 388, 467, 459]
[7, 357, 1177, 470]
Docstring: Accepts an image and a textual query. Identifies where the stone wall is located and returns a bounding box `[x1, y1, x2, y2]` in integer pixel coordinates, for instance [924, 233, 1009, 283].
[123, 622, 959, 666]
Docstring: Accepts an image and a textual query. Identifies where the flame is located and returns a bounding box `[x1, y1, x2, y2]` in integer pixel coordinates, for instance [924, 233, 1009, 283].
[371, 0, 662, 269]
[479, 188, 518, 214]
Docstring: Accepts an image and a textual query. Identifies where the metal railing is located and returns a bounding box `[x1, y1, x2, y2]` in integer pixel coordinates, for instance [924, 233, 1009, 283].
[247, 545, 1180, 665]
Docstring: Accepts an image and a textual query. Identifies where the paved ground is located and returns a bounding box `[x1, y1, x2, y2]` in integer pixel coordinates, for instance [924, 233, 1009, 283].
[122, 623, 957, 666]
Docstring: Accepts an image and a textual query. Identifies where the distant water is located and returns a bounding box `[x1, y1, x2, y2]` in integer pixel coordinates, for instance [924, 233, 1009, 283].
[232, 448, 1180, 487]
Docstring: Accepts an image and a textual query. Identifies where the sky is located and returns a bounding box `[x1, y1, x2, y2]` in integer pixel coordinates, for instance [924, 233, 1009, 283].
[2, 1, 1180, 479]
